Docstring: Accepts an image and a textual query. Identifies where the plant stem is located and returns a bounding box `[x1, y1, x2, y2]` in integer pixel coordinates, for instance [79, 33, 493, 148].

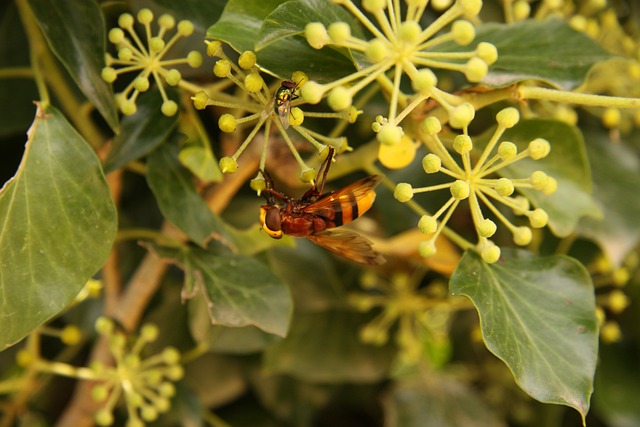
[519, 86, 640, 108]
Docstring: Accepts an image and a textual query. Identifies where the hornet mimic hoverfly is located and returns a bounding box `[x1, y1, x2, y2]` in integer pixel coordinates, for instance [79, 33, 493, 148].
[259, 147, 385, 265]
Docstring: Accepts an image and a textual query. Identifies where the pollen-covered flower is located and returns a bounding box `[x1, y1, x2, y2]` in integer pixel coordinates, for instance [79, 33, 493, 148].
[349, 272, 454, 364]
[102, 9, 203, 116]
[395, 107, 556, 263]
[91, 317, 184, 426]
[193, 41, 356, 188]
[303, 0, 495, 156]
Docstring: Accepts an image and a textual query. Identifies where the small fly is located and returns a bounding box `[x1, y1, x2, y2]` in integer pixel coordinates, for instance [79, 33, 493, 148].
[262, 79, 301, 129]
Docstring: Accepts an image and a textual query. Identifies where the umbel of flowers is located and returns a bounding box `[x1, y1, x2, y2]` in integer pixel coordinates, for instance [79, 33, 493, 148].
[394, 107, 556, 263]
[302, 0, 497, 150]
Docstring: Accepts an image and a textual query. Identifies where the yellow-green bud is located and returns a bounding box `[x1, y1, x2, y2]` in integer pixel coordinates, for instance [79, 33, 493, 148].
[16, 349, 33, 367]
[214, 59, 231, 78]
[137, 8, 154, 24]
[481, 242, 501, 263]
[363, 0, 387, 12]
[300, 81, 325, 104]
[218, 114, 237, 132]
[449, 103, 475, 129]
[513, 226, 532, 245]
[328, 86, 352, 111]
[371, 121, 382, 132]
[328, 22, 351, 43]
[458, 0, 483, 16]
[95, 409, 114, 426]
[61, 325, 82, 345]
[206, 40, 222, 57]
[158, 14, 175, 29]
[495, 177, 514, 196]
[251, 176, 266, 193]
[162, 346, 181, 364]
[118, 13, 134, 29]
[613, 268, 630, 286]
[91, 384, 109, 402]
[348, 106, 361, 123]
[398, 21, 421, 43]
[366, 39, 389, 62]
[238, 51, 257, 69]
[244, 72, 264, 93]
[118, 47, 133, 61]
[477, 218, 497, 237]
[412, 69, 438, 94]
[529, 208, 548, 228]
[607, 290, 629, 313]
[418, 240, 437, 258]
[159, 382, 177, 397]
[141, 406, 159, 422]
[187, 51, 203, 68]
[498, 141, 517, 160]
[512, 195, 530, 215]
[95, 316, 114, 335]
[422, 116, 442, 135]
[496, 107, 519, 128]
[451, 180, 470, 199]
[149, 36, 165, 53]
[528, 138, 551, 159]
[513, 0, 530, 20]
[300, 167, 316, 183]
[377, 124, 404, 145]
[192, 91, 208, 110]
[305, 22, 330, 49]
[177, 20, 194, 36]
[121, 100, 137, 116]
[140, 323, 159, 341]
[530, 170, 548, 190]
[465, 57, 488, 82]
[418, 215, 437, 234]
[289, 107, 304, 126]
[219, 156, 238, 173]
[394, 183, 414, 202]
[477, 42, 498, 65]
[101, 67, 117, 83]
[422, 153, 441, 173]
[165, 69, 181, 86]
[452, 20, 475, 46]
[453, 134, 473, 154]
[108, 28, 125, 44]
[543, 176, 557, 194]
[601, 321, 622, 343]
[161, 100, 178, 117]
[432, 0, 453, 9]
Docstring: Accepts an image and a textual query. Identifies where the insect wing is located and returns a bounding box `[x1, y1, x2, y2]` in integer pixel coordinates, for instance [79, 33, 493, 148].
[276, 99, 291, 129]
[306, 229, 385, 265]
[303, 175, 382, 217]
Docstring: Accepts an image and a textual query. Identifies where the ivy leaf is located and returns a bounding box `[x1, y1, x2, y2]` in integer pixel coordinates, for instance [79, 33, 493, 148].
[450, 249, 598, 422]
[104, 89, 178, 172]
[140, 0, 226, 33]
[146, 139, 226, 248]
[263, 311, 394, 382]
[0, 105, 117, 349]
[477, 119, 599, 237]
[208, 0, 359, 81]
[577, 128, 640, 266]
[178, 145, 222, 183]
[437, 19, 611, 90]
[27, 0, 118, 131]
[148, 244, 291, 337]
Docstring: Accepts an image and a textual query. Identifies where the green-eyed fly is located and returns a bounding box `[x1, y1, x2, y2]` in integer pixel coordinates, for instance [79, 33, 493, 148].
[262, 79, 301, 129]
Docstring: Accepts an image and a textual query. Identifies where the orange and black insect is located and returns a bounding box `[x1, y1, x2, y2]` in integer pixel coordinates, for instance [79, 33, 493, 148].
[259, 147, 385, 265]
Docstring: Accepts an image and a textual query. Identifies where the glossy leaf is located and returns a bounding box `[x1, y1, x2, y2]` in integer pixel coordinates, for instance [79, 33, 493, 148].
[208, 0, 359, 81]
[149, 244, 291, 337]
[478, 119, 598, 237]
[263, 311, 394, 382]
[577, 128, 640, 266]
[146, 139, 224, 247]
[450, 249, 598, 421]
[104, 89, 178, 172]
[385, 376, 502, 427]
[0, 105, 116, 349]
[27, 0, 119, 130]
[437, 19, 611, 90]
[138, 0, 226, 33]
[178, 145, 222, 183]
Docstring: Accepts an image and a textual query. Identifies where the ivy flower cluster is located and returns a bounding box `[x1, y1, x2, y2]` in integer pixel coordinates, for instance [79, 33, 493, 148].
[394, 107, 556, 263]
[302, 0, 497, 152]
[102, 9, 203, 117]
[350, 272, 454, 364]
[192, 41, 357, 189]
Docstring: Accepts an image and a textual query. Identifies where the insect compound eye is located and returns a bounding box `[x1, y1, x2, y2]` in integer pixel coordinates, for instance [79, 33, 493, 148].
[260, 206, 283, 239]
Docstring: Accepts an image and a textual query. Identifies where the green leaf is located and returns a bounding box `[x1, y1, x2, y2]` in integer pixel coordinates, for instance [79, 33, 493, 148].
[140, 0, 226, 33]
[178, 145, 222, 183]
[104, 89, 178, 172]
[479, 119, 598, 237]
[149, 244, 292, 337]
[384, 375, 502, 427]
[263, 311, 394, 382]
[146, 139, 224, 247]
[438, 19, 611, 90]
[0, 105, 117, 349]
[27, 0, 118, 130]
[208, 0, 358, 81]
[450, 249, 598, 421]
[577, 128, 640, 266]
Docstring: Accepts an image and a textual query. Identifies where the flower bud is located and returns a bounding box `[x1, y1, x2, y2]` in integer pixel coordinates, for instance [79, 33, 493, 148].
[513, 0, 530, 20]
[481, 242, 501, 263]
[513, 226, 532, 245]
[141, 323, 159, 341]
[543, 176, 558, 194]
[305, 22, 330, 49]
[187, 51, 203, 68]
[149, 36, 165, 53]
[477, 42, 498, 65]
[218, 114, 237, 132]
[394, 183, 414, 202]
[398, 21, 421, 43]
[363, 0, 386, 12]
[458, 0, 483, 16]
[449, 103, 475, 129]
[465, 57, 488, 82]
[289, 107, 304, 126]
[244, 72, 264, 93]
[366, 39, 389, 62]
[377, 124, 404, 145]
[300, 167, 316, 183]
[328, 22, 351, 43]
[108, 28, 125, 44]
[238, 51, 257, 69]
[418, 215, 437, 234]
[477, 218, 496, 237]
[213, 59, 231, 78]
[528, 138, 551, 159]
[411, 69, 438, 94]
[251, 176, 266, 193]
[608, 290, 630, 314]
[452, 20, 475, 46]
[101, 67, 117, 83]
[300, 81, 325, 104]
[137, 8, 154, 24]
[453, 134, 472, 154]
[328, 86, 353, 111]
[495, 177, 514, 196]
[418, 240, 437, 257]
[165, 69, 181, 86]
[530, 171, 548, 190]
[422, 153, 441, 173]
[117, 47, 133, 61]
[118, 13, 134, 29]
[192, 91, 208, 110]
[206, 40, 222, 57]
[422, 116, 442, 135]
[498, 141, 517, 160]
[158, 14, 175, 29]
[496, 107, 519, 128]
[121, 100, 137, 116]
[219, 156, 238, 173]
[451, 180, 470, 199]
[177, 20, 194, 36]
[529, 208, 548, 228]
